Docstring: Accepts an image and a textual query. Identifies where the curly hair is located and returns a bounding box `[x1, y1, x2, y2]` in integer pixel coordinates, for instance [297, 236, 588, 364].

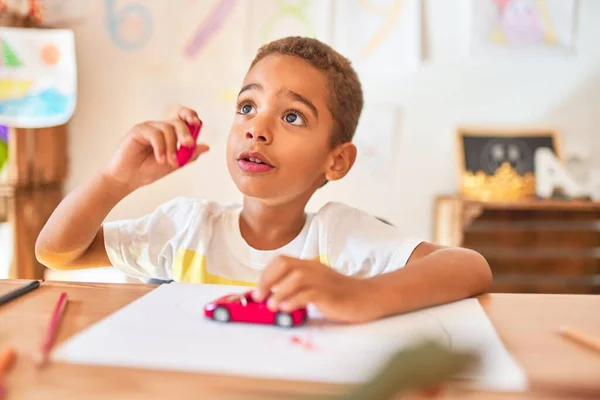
[251, 36, 363, 145]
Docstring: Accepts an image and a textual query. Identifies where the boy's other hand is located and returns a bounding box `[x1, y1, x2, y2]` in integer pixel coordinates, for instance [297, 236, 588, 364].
[102, 107, 209, 191]
[253, 256, 378, 323]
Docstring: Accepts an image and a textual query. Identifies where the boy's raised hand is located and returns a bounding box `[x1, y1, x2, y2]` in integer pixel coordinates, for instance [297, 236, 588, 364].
[102, 107, 209, 191]
[252, 256, 379, 323]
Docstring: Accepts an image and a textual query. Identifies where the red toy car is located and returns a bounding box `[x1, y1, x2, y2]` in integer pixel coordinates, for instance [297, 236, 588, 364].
[204, 291, 307, 328]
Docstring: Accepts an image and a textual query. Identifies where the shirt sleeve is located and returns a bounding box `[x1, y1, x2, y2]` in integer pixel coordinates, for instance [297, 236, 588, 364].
[322, 202, 424, 277]
[103, 197, 204, 281]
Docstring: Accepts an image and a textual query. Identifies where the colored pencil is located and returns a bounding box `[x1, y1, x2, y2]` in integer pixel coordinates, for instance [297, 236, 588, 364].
[0, 347, 16, 376]
[0, 347, 16, 399]
[0, 280, 40, 307]
[558, 326, 600, 355]
[36, 292, 68, 367]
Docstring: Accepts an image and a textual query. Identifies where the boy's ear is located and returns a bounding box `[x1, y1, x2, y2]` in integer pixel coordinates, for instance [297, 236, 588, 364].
[325, 142, 357, 182]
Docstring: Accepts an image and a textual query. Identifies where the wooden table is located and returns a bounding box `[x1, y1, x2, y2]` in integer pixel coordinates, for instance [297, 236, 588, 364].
[1, 280, 599, 400]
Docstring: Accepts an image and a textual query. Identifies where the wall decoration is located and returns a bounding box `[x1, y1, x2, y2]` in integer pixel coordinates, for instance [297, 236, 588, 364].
[334, 0, 421, 84]
[456, 127, 561, 201]
[183, 0, 237, 59]
[246, 0, 333, 54]
[469, 0, 578, 55]
[105, 0, 153, 51]
[353, 103, 401, 178]
[0, 27, 76, 128]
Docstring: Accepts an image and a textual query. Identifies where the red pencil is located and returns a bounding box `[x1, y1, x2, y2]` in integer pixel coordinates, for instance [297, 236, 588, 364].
[36, 292, 68, 367]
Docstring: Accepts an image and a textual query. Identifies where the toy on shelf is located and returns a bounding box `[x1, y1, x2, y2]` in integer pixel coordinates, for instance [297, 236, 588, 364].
[204, 290, 307, 328]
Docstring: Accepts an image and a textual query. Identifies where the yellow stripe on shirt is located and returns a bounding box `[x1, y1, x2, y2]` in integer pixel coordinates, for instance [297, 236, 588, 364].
[172, 248, 255, 286]
[172, 248, 331, 284]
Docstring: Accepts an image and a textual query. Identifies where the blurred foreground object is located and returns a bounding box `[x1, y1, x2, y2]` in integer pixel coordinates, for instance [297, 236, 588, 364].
[302, 340, 479, 400]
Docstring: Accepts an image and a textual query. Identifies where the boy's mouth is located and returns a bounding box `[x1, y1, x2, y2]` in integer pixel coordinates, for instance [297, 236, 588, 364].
[237, 151, 275, 174]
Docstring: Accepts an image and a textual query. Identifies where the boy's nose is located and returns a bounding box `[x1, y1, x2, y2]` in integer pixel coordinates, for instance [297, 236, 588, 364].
[245, 130, 272, 144]
[245, 114, 273, 144]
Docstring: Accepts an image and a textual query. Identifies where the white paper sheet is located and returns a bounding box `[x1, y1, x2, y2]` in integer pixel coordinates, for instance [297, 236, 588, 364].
[52, 283, 527, 391]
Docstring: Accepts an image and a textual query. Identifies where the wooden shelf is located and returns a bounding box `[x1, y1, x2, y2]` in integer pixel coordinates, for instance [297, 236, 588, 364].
[464, 220, 600, 232]
[436, 195, 600, 211]
[0, 126, 67, 279]
[0, 184, 15, 197]
[1, 125, 68, 188]
[433, 194, 600, 294]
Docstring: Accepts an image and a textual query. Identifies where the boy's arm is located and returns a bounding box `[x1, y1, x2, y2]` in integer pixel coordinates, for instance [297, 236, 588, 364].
[36, 107, 208, 270]
[253, 243, 492, 323]
[365, 243, 493, 318]
[35, 173, 133, 269]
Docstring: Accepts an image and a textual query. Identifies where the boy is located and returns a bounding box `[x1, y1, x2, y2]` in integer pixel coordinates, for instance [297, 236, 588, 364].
[36, 37, 492, 323]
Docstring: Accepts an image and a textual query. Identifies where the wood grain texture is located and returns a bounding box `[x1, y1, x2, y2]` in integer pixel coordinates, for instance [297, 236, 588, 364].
[8, 187, 63, 279]
[433, 195, 600, 294]
[2, 126, 68, 187]
[0, 281, 598, 399]
[0, 124, 69, 278]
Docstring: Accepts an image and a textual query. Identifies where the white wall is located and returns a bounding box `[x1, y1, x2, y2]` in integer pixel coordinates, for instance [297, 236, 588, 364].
[65, 0, 600, 246]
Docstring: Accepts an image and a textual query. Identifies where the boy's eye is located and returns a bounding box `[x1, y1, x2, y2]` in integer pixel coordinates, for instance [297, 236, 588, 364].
[284, 112, 305, 126]
[240, 104, 254, 115]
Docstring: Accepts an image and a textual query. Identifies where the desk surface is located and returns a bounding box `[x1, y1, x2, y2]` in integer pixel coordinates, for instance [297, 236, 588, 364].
[1, 280, 599, 400]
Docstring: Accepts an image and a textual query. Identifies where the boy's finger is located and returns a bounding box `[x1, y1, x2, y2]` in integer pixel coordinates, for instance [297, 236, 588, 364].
[171, 119, 194, 147]
[159, 123, 179, 167]
[278, 290, 315, 313]
[266, 271, 306, 311]
[253, 256, 295, 302]
[141, 126, 166, 164]
[167, 105, 191, 119]
[177, 106, 201, 126]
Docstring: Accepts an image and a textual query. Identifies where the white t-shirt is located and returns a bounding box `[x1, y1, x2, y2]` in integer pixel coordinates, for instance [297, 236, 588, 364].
[104, 198, 423, 286]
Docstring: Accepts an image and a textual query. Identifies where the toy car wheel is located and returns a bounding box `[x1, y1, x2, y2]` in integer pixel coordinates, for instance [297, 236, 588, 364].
[275, 312, 293, 328]
[213, 306, 230, 323]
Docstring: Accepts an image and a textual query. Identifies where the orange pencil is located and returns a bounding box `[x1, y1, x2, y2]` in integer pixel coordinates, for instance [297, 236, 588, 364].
[0, 347, 16, 376]
[36, 292, 68, 368]
[0, 347, 16, 399]
[558, 326, 600, 355]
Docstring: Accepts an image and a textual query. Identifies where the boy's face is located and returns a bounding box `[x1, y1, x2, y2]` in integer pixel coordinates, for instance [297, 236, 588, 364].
[227, 54, 335, 203]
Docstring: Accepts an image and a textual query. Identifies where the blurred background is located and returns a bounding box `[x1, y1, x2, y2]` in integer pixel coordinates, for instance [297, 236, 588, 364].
[0, 0, 599, 293]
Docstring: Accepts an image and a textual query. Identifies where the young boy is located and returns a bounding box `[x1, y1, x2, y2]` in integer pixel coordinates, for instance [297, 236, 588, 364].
[36, 37, 492, 323]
